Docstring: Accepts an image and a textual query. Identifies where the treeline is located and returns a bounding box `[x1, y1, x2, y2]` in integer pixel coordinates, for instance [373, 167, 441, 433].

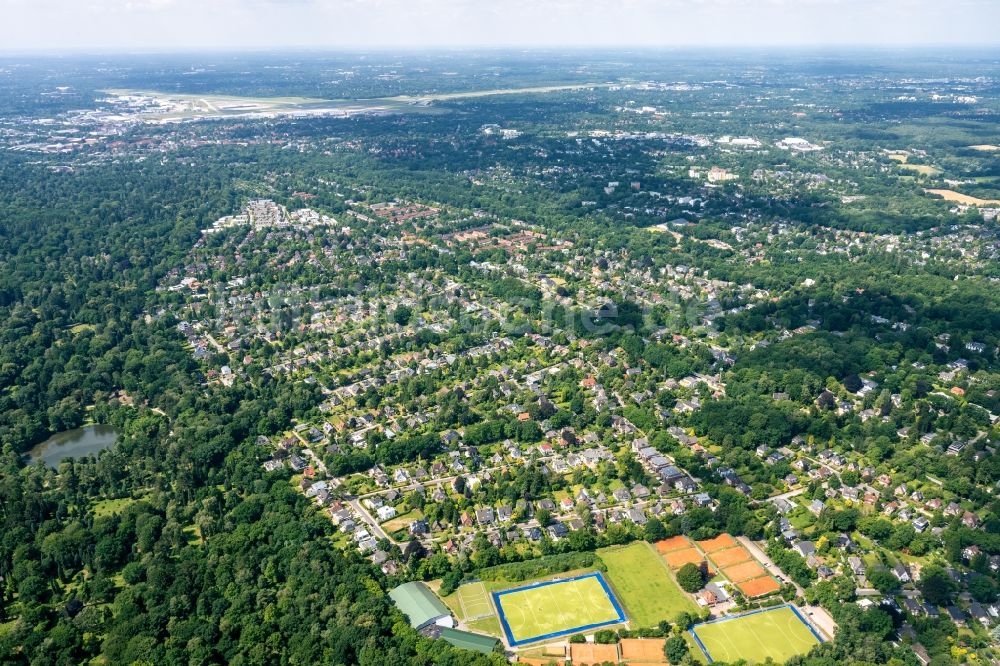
[475, 551, 605, 583]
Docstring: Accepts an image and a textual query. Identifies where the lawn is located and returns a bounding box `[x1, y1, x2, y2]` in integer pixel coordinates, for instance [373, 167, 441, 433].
[788, 508, 816, 530]
[456, 581, 493, 620]
[382, 508, 421, 534]
[898, 163, 940, 176]
[598, 541, 698, 628]
[691, 606, 821, 663]
[493, 572, 625, 646]
[466, 615, 503, 638]
[91, 497, 138, 518]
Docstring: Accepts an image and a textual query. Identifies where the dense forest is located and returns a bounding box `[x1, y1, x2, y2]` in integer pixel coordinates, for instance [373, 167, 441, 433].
[2, 50, 999, 666]
[0, 153, 504, 665]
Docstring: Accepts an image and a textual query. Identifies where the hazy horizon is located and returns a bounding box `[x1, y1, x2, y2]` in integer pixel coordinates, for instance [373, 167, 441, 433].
[1, 0, 998, 53]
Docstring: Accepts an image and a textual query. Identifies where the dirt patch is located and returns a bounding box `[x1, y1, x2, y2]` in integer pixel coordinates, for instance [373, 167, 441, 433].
[737, 576, 782, 597]
[655, 536, 694, 554]
[723, 560, 768, 583]
[696, 534, 737, 553]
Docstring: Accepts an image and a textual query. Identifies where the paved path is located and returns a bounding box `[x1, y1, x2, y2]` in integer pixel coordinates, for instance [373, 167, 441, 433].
[766, 487, 807, 504]
[800, 604, 837, 641]
[737, 536, 799, 592]
[348, 498, 397, 545]
[204, 332, 225, 353]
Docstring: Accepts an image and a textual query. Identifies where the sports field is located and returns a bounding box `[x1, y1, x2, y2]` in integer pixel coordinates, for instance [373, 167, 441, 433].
[709, 546, 752, 568]
[690, 605, 821, 663]
[620, 638, 667, 661]
[456, 582, 493, 620]
[721, 560, 767, 583]
[569, 642, 619, 663]
[737, 576, 781, 597]
[599, 542, 699, 627]
[493, 572, 625, 646]
[656, 535, 694, 553]
[664, 547, 706, 569]
[696, 534, 738, 553]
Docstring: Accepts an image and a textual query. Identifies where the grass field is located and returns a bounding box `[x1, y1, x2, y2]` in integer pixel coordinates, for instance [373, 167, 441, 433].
[599, 542, 699, 627]
[691, 606, 821, 663]
[493, 572, 625, 646]
[899, 163, 940, 176]
[91, 497, 138, 518]
[456, 582, 493, 620]
[925, 188, 1000, 206]
[466, 615, 503, 638]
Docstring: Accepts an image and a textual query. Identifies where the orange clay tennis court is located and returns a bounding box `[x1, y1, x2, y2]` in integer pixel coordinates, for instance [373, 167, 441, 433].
[696, 533, 737, 553]
[723, 560, 768, 582]
[620, 638, 667, 661]
[664, 548, 706, 569]
[655, 536, 694, 554]
[709, 546, 753, 568]
[737, 576, 782, 597]
[570, 642, 619, 663]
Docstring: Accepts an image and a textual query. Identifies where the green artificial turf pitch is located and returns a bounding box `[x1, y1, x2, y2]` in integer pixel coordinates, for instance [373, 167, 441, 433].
[690, 605, 821, 663]
[493, 572, 625, 645]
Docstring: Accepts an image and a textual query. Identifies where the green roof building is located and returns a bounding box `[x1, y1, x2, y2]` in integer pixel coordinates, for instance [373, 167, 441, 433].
[438, 628, 500, 654]
[388, 581, 454, 630]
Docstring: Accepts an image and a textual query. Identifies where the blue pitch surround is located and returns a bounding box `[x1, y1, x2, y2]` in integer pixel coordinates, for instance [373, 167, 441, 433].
[492, 571, 627, 646]
[688, 604, 825, 663]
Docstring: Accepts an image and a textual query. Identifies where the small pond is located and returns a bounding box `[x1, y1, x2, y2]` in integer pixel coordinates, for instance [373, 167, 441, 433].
[27, 425, 119, 468]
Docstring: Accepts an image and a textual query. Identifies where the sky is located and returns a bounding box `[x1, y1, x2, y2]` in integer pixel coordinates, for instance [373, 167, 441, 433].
[1, 0, 998, 52]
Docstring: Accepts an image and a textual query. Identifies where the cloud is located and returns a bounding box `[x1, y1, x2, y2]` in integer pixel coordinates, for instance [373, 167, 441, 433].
[0, 0, 998, 51]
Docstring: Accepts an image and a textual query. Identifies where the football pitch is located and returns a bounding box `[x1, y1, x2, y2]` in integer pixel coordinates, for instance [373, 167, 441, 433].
[456, 582, 493, 620]
[690, 605, 822, 663]
[493, 572, 626, 646]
